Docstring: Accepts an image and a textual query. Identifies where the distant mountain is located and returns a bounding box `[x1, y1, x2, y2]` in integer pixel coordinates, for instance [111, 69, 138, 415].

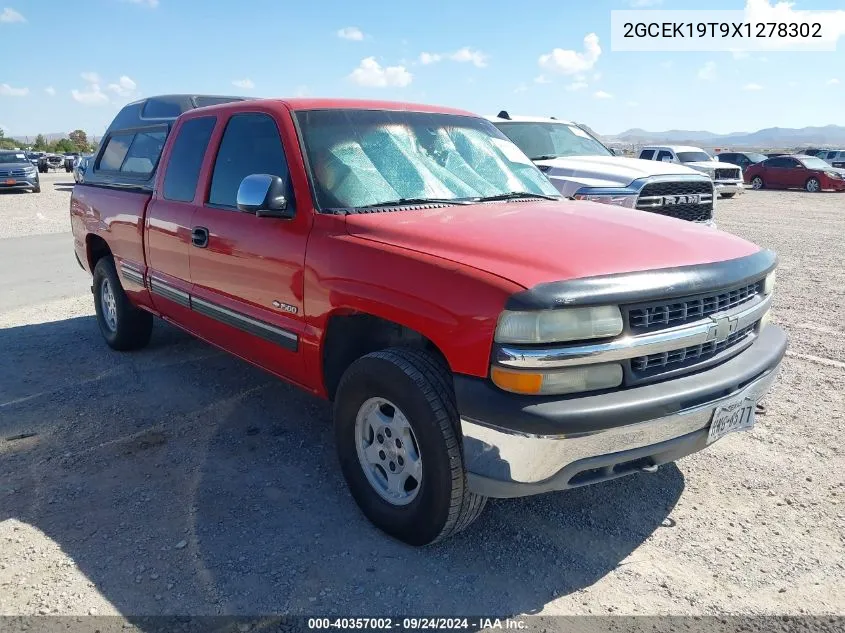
[9, 132, 71, 143]
[607, 125, 845, 148]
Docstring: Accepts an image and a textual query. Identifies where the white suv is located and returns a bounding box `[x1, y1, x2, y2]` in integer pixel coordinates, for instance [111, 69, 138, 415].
[488, 113, 715, 225]
[817, 149, 845, 169]
[639, 146, 744, 198]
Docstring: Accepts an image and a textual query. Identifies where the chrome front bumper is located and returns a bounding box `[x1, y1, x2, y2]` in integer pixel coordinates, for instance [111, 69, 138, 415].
[459, 325, 786, 499]
[714, 181, 745, 195]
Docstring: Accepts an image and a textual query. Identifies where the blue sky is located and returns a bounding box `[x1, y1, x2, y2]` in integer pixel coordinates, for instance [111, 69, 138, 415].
[1, 0, 843, 138]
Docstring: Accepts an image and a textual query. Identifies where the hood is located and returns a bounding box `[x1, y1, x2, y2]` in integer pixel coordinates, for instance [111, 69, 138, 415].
[0, 161, 34, 170]
[345, 200, 759, 290]
[534, 155, 704, 188]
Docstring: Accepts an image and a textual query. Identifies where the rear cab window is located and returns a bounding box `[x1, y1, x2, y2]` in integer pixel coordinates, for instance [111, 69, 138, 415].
[656, 150, 674, 162]
[639, 149, 655, 160]
[162, 117, 217, 202]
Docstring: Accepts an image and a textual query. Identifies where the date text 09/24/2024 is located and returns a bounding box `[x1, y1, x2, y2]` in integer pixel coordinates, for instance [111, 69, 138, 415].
[307, 618, 527, 630]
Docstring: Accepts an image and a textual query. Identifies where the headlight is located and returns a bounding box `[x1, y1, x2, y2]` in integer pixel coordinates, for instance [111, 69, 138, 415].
[572, 189, 638, 209]
[763, 270, 776, 295]
[824, 171, 842, 180]
[495, 306, 623, 344]
[571, 187, 638, 209]
[491, 363, 623, 396]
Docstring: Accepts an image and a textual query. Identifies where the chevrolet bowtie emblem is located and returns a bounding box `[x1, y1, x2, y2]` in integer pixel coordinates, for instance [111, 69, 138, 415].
[709, 315, 739, 344]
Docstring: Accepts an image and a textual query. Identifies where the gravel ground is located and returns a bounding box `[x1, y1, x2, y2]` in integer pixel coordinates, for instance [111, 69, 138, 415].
[0, 177, 843, 624]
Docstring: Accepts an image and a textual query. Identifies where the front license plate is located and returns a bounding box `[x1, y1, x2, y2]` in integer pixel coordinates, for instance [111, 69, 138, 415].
[4, 179, 14, 185]
[707, 395, 757, 445]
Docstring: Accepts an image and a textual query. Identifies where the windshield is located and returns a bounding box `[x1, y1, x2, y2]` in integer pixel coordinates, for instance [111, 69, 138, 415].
[493, 122, 611, 160]
[295, 110, 560, 211]
[744, 152, 768, 163]
[800, 156, 834, 170]
[0, 153, 28, 164]
[677, 151, 712, 163]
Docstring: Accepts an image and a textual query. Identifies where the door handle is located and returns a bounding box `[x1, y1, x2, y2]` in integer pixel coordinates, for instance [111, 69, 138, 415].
[191, 226, 209, 248]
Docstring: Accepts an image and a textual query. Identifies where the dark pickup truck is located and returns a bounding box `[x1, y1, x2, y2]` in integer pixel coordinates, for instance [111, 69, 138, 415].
[71, 94, 787, 545]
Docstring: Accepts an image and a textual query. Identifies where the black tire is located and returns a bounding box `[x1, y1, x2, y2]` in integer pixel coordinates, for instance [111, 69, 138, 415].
[65, 166, 72, 173]
[92, 257, 153, 351]
[31, 185, 41, 193]
[334, 347, 487, 545]
[720, 193, 736, 199]
[806, 177, 821, 193]
[38, 166, 47, 174]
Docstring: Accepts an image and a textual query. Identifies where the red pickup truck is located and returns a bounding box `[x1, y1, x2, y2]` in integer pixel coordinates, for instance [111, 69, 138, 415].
[71, 95, 787, 545]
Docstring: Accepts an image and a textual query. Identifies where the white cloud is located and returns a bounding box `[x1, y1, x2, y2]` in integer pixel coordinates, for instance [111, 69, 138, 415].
[81, 71, 101, 84]
[743, 83, 763, 91]
[534, 75, 551, 84]
[450, 47, 487, 68]
[538, 33, 601, 75]
[418, 52, 442, 65]
[232, 78, 255, 90]
[349, 57, 412, 88]
[418, 48, 487, 68]
[827, 78, 840, 85]
[0, 83, 29, 97]
[0, 7, 25, 22]
[44, 86, 56, 96]
[513, 84, 528, 94]
[108, 75, 137, 97]
[125, 0, 159, 7]
[594, 90, 613, 99]
[72, 84, 109, 105]
[294, 85, 309, 97]
[698, 61, 717, 81]
[566, 81, 588, 92]
[337, 26, 365, 41]
[731, 50, 751, 60]
[629, 0, 662, 6]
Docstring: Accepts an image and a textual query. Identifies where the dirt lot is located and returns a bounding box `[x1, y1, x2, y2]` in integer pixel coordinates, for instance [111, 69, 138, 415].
[1, 172, 843, 621]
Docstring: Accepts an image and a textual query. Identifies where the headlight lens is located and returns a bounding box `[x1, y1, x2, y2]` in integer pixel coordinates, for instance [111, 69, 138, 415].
[495, 306, 623, 344]
[572, 191, 638, 208]
[763, 270, 776, 295]
[824, 171, 842, 180]
[491, 363, 623, 396]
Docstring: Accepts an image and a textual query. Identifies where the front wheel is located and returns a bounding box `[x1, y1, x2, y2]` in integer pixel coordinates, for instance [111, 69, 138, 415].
[31, 185, 41, 193]
[751, 176, 764, 190]
[720, 193, 736, 199]
[93, 257, 153, 351]
[806, 177, 821, 193]
[334, 348, 487, 545]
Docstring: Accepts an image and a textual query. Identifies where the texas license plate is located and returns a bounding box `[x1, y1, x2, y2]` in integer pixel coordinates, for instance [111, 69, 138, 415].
[4, 179, 14, 185]
[707, 394, 757, 444]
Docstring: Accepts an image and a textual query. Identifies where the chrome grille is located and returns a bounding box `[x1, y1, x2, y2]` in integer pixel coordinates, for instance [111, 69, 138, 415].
[636, 180, 714, 223]
[632, 323, 757, 373]
[0, 169, 28, 177]
[627, 281, 763, 334]
[716, 168, 740, 180]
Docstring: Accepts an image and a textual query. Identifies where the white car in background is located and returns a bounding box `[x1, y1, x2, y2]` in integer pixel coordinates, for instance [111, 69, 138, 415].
[638, 145, 745, 198]
[816, 149, 845, 169]
[487, 112, 716, 225]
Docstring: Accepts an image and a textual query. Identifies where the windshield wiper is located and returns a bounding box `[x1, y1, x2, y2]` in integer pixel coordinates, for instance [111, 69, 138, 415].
[474, 191, 561, 202]
[529, 154, 560, 161]
[357, 197, 474, 209]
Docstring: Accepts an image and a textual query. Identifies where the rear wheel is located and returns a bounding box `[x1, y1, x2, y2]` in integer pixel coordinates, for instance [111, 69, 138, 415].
[805, 177, 821, 193]
[334, 347, 487, 545]
[751, 176, 764, 190]
[93, 257, 153, 351]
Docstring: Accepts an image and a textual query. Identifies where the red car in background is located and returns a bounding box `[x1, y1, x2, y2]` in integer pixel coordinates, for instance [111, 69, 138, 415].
[745, 154, 845, 192]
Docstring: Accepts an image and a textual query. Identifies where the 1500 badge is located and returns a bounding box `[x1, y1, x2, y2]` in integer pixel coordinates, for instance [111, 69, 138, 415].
[272, 300, 298, 314]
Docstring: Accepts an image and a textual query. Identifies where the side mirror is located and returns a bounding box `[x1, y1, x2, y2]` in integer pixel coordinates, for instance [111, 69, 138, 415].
[236, 174, 294, 219]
